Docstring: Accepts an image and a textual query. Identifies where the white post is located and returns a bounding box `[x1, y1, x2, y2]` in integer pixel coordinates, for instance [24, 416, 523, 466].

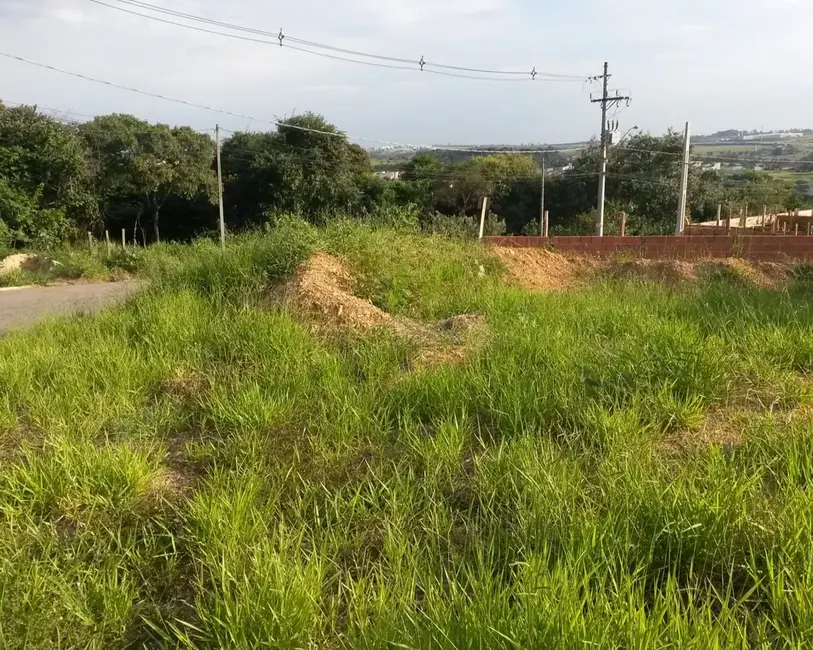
[676, 121, 691, 235]
[121, 228, 126, 248]
[478, 197, 490, 240]
[216, 124, 226, 249]
[539, 157, 546, 236]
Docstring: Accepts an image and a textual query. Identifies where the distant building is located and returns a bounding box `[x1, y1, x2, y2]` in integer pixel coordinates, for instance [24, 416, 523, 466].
[374, 171, 403, 181]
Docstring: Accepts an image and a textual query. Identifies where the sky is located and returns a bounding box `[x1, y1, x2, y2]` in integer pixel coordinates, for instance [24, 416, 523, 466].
[0, 0, 811, 146]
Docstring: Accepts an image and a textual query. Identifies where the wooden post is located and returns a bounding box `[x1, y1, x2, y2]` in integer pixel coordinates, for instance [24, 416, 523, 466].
[762, 205, 767, 226]
[807, 223, 812, 236]
[740, 207, 746, 230]
[121, 229, 126, 248]
[795, 224, 799, 236]
[87, 231, 93, 251]
[478, 197, 489, 240]
[543, 210, 549, 238]
[105, 230, 111, 257]
[783, 222, 787, 235]
[726, 206, 732, 235]
[620, 211, 627, 237]
[716, 204, 722, 227]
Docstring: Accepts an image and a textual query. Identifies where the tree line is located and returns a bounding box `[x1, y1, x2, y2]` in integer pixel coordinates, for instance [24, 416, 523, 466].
[0, 103, 804, 249]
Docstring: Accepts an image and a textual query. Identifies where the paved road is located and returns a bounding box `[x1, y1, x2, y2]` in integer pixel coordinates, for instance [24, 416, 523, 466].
[0, 282, 141, 333]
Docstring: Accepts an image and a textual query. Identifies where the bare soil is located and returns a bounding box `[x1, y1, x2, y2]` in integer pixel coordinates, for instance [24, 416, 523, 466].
[270, 253, 489, 368]
[492, 247, 795, 292]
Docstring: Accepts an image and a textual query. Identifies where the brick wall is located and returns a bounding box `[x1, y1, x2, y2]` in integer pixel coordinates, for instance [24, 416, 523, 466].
[482, 235, 813, 261]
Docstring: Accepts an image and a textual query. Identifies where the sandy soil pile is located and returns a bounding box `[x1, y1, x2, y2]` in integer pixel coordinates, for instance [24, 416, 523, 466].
[0, 254, 60, 276]
[491, 247, 595, 292]
[491, 247, 796, 292]
[272, 253, 488, 368]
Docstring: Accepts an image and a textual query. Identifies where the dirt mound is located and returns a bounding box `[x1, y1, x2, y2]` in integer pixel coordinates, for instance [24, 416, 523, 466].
[492, 247, 593, 291]
[492, 247, 793, 292]
[0, 254, 61, 276]
[272, 253, 488, 368]
[276, 253, 396, 331]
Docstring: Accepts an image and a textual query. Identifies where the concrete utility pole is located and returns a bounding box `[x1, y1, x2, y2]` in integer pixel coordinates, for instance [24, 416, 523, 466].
[216, 124, 226, 249]
[591, 63, 631, 237]
[676, 121, 691, 235]
[539, 157, 546, 236]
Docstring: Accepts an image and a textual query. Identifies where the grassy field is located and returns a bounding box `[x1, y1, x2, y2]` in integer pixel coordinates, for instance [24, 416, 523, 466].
[2, 221, 813, 648]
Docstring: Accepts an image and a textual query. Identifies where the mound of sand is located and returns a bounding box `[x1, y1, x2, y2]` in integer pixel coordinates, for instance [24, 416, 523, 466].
[0, 253, 61, 276]
[491, 247, 794, 292]
[272, 253, 489, 368]
[491, 247, 595, 292]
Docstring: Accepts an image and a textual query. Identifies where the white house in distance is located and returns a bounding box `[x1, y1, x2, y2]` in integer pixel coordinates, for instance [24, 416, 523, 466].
[374, 171, 403, 181]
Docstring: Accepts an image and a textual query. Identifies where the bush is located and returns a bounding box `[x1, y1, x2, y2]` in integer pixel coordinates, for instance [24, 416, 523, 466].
[104, 247, 145, 274]
[421, 212, 506, 239]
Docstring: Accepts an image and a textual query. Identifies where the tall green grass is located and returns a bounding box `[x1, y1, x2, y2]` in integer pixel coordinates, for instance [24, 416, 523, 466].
[1, 221, 813, 648]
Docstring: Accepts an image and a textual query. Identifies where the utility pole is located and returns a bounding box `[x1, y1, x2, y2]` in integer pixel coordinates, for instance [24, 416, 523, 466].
[539, 157, 546, 236]
[676, 121, 691, 235]
[591, 63, 631, 236]
[216, 124, 226, 249]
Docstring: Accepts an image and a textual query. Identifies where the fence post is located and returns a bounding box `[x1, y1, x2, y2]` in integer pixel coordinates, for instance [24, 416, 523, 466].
[620, 211, 627, 237]
[795, 224, 799, 236]
[478, 197, 489, 240]
[807, 223, 812, 236]
[716, 204, 722, 227]
[740, 207, 746, 230]
[726, 206, 732, 235]
[762, 205, 767, 226]
[121, 228, 126, 248]
[105, 230, 111, 257]
[87, 231, 93, 252]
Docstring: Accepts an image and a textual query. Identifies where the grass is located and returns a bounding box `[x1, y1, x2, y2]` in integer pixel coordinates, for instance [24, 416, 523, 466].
[2, 220, 813, 648]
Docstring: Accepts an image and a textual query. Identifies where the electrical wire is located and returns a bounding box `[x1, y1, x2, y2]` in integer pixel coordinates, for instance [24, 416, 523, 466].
[1, 52, 597, 154]
[85, 0, 587, 81]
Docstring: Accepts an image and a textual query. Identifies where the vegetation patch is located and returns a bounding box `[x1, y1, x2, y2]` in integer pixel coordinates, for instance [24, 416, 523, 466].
[1, 223, 813, 648]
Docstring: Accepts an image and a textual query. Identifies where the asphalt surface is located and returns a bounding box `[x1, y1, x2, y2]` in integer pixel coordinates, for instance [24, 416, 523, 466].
[0, 282, 141, 333]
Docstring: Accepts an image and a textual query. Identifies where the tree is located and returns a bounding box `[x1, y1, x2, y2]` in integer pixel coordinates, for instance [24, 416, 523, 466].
[440, 154, 540, 216]
[0, 104, 96, 246]
[221, 113, 365, 225]
[403, 154, 443, 181]
[80, 115, 217, 243]
[545, 133, 724, 235]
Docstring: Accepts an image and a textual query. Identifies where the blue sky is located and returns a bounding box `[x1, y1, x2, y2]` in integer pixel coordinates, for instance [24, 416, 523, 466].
[1, 0, 811, 145]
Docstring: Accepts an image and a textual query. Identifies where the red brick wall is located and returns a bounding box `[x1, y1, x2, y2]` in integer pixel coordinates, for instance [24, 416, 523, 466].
[482, 235, 813, 261]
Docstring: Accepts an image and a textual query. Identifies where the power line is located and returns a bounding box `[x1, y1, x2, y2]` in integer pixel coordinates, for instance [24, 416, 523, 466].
[84, 0, 587, 82]
[0, 51, 416, 147]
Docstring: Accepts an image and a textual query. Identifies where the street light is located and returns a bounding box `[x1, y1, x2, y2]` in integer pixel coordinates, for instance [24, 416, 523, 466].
[616, 125, 640, 145]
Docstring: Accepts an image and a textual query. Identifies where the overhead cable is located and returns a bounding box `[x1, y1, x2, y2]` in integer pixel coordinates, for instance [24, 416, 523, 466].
[84, 0, 586, 82]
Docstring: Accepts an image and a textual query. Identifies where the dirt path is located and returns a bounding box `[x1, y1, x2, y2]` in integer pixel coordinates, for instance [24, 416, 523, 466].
[0, 282, 141, 333]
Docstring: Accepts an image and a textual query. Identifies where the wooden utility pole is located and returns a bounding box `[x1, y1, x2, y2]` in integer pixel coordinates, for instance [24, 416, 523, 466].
[216, 124, 226, 249]
[676, 121, 691, 235]
[591, 62, 630, 237]
[543, 210, 550, 238]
